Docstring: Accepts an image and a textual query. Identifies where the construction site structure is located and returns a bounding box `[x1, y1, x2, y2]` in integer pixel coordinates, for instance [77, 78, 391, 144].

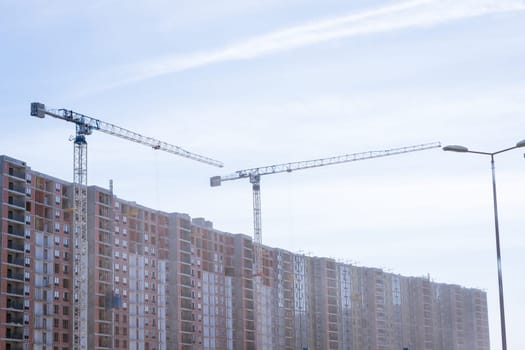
[0, 154, 491, 350]
[30, 102, 223, 350]
[210, 141, 441, 348]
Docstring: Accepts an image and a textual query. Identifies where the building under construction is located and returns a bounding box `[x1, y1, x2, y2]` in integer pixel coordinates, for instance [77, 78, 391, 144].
[0, 154, 490, 350]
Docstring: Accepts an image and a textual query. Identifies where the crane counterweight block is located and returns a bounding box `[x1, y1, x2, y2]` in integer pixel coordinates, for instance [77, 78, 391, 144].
[30, 102, 46, 118]
[210, 176, 222, 187]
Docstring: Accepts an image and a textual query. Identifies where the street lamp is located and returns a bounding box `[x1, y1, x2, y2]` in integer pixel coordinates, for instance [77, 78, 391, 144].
[443, 140, 525, 350]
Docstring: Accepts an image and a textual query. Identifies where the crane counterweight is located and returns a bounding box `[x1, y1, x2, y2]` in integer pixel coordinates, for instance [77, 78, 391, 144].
[210, 175, 222, 187]
[30, 102, 46, 118]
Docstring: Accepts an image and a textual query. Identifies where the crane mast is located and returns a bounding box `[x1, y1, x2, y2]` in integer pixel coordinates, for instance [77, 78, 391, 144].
[31, 102, 223, 350]
[73, 133, 88, 350]
[210, 141, 441, 348]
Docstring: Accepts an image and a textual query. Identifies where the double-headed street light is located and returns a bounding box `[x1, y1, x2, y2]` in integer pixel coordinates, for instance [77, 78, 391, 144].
[443, 140, 525, 350]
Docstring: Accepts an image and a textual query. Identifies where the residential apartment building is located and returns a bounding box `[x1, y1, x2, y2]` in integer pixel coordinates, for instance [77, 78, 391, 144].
[1, 155, 490, 350]
[87, 186, 170, 349]
[1, 155, 73, 350]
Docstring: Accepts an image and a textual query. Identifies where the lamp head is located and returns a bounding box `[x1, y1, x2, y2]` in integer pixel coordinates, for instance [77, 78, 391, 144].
[516, 139, 525, 148]
[443, 145, 469, 153]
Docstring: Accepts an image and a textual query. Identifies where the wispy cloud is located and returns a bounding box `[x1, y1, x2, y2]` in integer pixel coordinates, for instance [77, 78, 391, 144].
[106, 0, 524, 88]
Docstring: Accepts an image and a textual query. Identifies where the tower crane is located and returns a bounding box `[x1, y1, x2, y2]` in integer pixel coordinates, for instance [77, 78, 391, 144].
[30, 102, 223, 350]
[210, 141, 441, 348]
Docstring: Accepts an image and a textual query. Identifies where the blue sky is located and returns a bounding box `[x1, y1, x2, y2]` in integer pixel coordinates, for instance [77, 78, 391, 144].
[2, 0, 525, 348]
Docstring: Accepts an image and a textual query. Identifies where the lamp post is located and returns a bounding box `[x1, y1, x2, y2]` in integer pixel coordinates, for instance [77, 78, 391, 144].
[443, 140, 525, 350]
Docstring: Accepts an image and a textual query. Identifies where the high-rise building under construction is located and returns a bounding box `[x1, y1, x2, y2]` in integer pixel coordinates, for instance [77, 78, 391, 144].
[0, 155, 490, 350]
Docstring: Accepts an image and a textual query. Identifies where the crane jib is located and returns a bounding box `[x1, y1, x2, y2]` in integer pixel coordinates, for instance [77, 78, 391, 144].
[212, 142, 441, 184]
[30, 102, 223, 168]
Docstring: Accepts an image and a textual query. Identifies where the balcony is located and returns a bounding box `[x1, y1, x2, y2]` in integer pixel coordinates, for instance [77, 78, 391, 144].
[7, 211, 25, 224]
[6, 270, 24, 282]
[7, 241, 25, 252]
[41, 194, 53, 207]
[7, 166, 25, 179]
[7, 196, 26, 209]
[7, 225, 25, 238]
[6, 342, 27, 350]
[6, 254, 24, 267]
[6, 299, 24, 311]
[6, 284, 25, 296]
[35, 277, 50, 288]
[7, 181, 26, 195]
[34, 204, 54, 220]
[5, 327, 24, 340]
[6, 314, 24, 325]
[33, 316, 47, 329]
[4, 343, 24, 350]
